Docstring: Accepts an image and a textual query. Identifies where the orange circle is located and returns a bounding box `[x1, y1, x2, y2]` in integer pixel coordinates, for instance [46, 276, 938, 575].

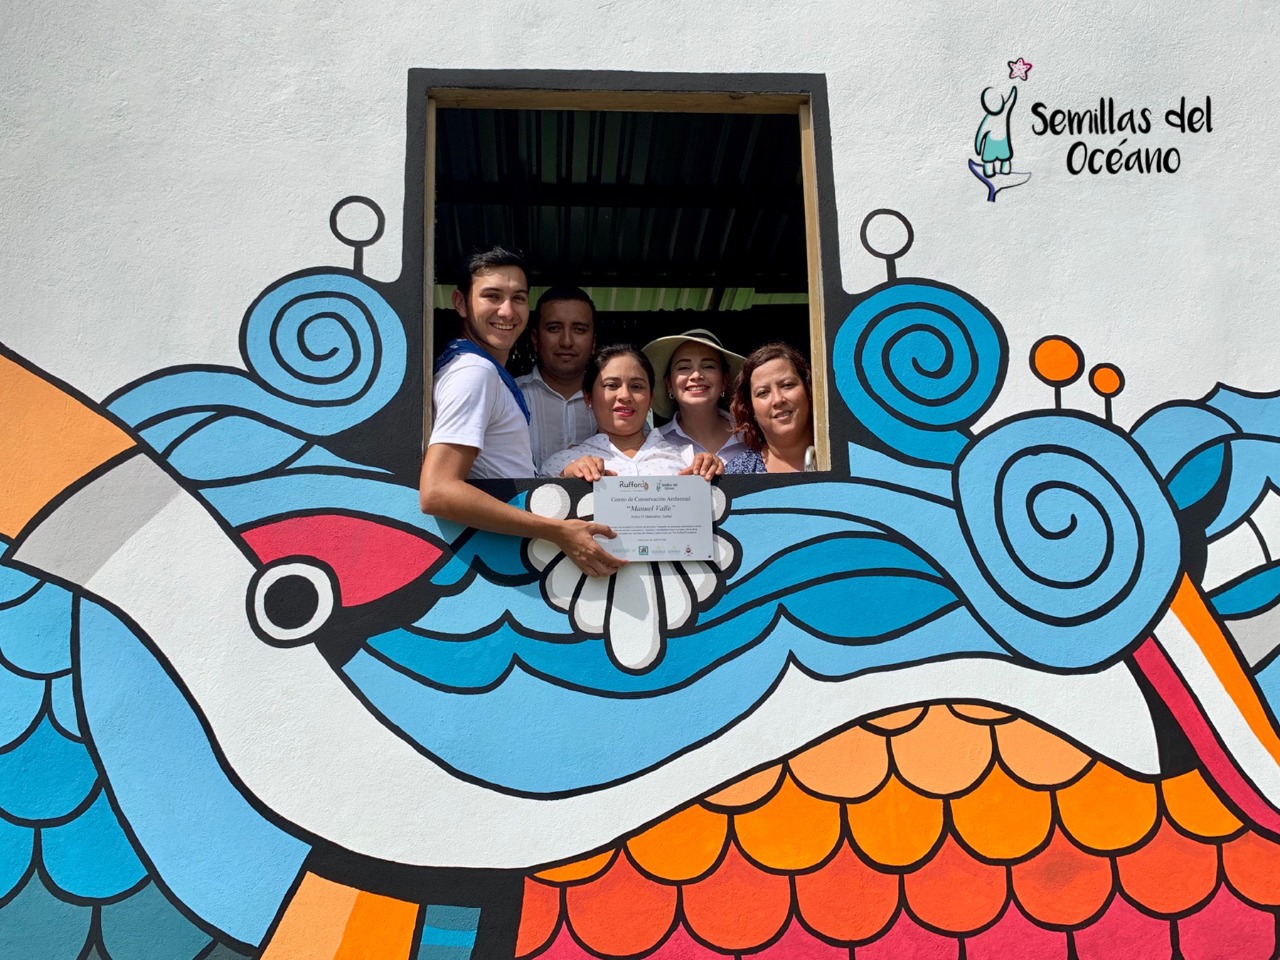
[1031, 338, 1083, 385]
[1090, 364, 1123, 397]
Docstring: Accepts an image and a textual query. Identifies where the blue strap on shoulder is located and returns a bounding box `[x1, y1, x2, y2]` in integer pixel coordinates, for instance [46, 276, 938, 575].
[433, 338, 531, 424]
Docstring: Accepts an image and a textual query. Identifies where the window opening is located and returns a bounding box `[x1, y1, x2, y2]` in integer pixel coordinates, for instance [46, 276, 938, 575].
[424, 89, 829, 469]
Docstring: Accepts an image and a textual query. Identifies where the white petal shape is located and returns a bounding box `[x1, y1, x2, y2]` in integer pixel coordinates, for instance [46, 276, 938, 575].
[657, 562, 693, 631]
[573, 573, 610, 635]
[711, 485, 727, 520]
[577, 492, 594, 518]
[713, 534, 735, 570]
[681, 561, 718, 602]
[606, 564, 663, 670]
[543, 555, 580, 612]
[526, 538, 562, 573]
[1202, 522, 1267, 592]
[528, 484, 572, 520]
[1252, 489, 1280, 557]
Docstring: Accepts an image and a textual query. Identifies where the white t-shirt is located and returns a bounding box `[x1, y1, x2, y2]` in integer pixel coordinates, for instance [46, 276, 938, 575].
[657, 410, 748, 463]
[538, 430, 694, 478]
[430, 353, 533, 480]
[515, 366, 597, 468]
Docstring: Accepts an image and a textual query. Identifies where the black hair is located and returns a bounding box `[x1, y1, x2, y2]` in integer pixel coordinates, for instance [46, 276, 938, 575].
[457, 246, 528, 295]
[534, 285, 596, 326]
[582, 344, 655, 396]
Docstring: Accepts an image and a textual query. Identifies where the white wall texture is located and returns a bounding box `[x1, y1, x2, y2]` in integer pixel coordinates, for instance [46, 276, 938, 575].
[2, 0, 1276, 428]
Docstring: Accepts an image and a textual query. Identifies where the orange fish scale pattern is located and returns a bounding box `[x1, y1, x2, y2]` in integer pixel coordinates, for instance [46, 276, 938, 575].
[515, 704, 1280, 959]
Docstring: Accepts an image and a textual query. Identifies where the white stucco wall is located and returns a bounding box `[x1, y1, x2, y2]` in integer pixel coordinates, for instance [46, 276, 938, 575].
[2, 0, 1276, 428]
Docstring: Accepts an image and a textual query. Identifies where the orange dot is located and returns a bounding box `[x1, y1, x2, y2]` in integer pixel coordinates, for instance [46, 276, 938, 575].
[1090, 363, 1124, 397]
[1031, 337, 1083, 386]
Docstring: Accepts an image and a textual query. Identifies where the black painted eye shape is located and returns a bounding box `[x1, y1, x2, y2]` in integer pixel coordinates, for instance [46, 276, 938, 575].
[248, 559, 337, 646]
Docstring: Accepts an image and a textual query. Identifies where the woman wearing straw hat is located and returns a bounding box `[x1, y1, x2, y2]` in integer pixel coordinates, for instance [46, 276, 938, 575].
[642, 329, 749, 464]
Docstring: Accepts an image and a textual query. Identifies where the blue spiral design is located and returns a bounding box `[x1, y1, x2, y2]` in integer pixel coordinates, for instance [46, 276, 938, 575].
[954, 413, 1181, 665]
[832, 280, 1006, 464]
[240, 272, 405, 415]
[109, 271, 406, 437]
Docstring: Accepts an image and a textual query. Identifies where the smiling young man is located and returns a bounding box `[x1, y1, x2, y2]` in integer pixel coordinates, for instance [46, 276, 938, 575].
[420, 248, 624, 578]
[516, 286, 597, 470]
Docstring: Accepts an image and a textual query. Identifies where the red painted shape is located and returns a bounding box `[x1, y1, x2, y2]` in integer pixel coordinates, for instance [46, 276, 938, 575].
[964, 903, 1066, 960]
[533, 925, 591, 959]
[681, 843, 791, 953]
[242, 514, 444, 606]
[1224, 831, 1280, 906]
[856, 911, 959, 960]
[1072, 895, 1171, 960]
[1010, 828, 1112, 928]
[565, 853, 677, 957]
[1178, 885, 1277, 960]
[515, 879, 562, 958]
[793, 842, 898, 943]
[903, 835, 1007, 934]
[741, 919, 846, 959]
[1131, 638, 1280, 835]
[647, 925, 734, 959]
[1115, 819, 1218, 916]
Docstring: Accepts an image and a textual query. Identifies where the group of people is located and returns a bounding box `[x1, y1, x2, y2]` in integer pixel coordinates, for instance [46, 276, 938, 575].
[419, 246, 815, 576]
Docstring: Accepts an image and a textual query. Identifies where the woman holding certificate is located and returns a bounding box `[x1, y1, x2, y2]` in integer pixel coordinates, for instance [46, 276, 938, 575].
[539, 345, 724, 481]
[724, 343, 816, 474]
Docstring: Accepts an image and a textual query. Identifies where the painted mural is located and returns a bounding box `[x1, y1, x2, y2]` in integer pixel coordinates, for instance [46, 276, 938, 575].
[5, 85, 1280, 960]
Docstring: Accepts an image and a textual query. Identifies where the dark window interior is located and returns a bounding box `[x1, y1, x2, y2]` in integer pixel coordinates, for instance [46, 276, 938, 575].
[432, 107, 811, 380]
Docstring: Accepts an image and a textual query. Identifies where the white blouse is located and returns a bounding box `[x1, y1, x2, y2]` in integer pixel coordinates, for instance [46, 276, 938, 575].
[538, 430, 695, 478]
[656, 410, 747, 463]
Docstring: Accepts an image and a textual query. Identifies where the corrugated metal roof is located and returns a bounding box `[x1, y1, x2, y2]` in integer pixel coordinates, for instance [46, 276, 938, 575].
[433, 108, 808, 293]
[431, 285, 807, 312]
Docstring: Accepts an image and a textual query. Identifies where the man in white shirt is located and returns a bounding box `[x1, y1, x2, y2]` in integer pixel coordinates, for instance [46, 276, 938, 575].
[516, 286, 598, 468]
[419, 249, 623, 578]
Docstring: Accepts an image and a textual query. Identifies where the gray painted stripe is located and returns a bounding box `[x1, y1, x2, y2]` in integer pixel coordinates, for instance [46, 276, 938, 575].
[1224, 604, 1280, 667]
[415, 905, 480, 960]
[421, 904, 481, 932]
[13, 454, 184, 585]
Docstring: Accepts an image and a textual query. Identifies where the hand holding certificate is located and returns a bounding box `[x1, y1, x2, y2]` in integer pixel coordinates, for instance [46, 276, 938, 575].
[593, 476, 714, 561]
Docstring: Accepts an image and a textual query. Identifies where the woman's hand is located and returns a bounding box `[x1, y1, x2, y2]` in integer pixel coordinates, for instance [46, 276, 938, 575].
[561, 456, 616, 483]
[679, 452, 724, 480]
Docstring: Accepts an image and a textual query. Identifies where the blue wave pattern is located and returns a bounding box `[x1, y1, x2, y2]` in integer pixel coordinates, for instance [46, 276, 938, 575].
[831, 280, 1006, 464]
[348, 414, 1179, 791]
[955, 413, 1180, 664]
[0, 556, 239, 960]
[73, 265, 1184, 794]
[2, 262, 1209, 885]
[109, 270, 406, 444]
[1134, 387, 1280, 533]
[1134, 386, 1280, 619]
[0, 271, 377, 953]
[348, 608, 998, 794]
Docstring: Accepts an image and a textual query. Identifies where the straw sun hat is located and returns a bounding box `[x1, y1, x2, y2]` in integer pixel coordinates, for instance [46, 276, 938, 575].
[642, 329, 747, 419]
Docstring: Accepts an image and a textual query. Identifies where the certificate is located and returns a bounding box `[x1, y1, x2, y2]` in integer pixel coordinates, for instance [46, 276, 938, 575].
[593, 476, 714, 562]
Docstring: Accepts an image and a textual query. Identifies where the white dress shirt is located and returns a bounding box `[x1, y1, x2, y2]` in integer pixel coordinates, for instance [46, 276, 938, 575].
[538, 430, 695, 478]
[516, 366, 597, 469]
[656, 410, 748, 463]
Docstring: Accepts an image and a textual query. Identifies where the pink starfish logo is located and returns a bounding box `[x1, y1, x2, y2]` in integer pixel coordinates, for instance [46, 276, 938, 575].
[1008, 58, 1033, 81]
